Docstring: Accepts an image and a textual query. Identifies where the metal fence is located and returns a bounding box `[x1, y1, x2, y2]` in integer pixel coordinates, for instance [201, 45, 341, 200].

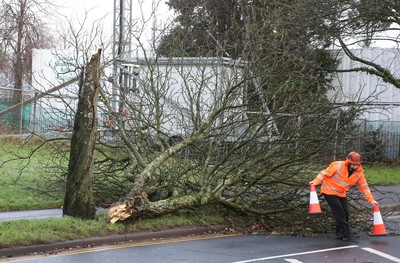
[354, 119, 400, 161]
[0, 87, 76, 136]
[379, 131, 400, 160]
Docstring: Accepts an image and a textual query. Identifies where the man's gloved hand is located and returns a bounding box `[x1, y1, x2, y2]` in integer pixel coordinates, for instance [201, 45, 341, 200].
[371, 200, 379, 206]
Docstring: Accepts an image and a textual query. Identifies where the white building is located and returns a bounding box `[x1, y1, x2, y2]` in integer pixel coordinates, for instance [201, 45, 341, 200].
[32, 51, 255, 139]
[31, 48, 80, 133]
[116, 57, 251, 141]
[329, 48, 400, 131]
[31, 48, 400, 138]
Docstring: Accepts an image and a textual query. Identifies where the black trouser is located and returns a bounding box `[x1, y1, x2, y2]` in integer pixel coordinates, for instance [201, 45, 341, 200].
[323, 194, 350, 238]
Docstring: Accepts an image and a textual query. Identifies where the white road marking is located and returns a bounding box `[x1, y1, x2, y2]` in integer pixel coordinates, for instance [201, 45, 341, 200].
[232, 245, 358, 263]
[284, 259, 303, 263]
[362, 247, 400, 262]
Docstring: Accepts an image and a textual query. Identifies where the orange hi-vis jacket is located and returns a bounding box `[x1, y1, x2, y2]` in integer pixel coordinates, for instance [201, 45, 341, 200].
[312, 161, 375, 203]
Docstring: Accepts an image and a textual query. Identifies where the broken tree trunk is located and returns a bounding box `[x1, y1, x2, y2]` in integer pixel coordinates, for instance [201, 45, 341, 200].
[108, 193, 210, 224]
[63, 49, 102, 220]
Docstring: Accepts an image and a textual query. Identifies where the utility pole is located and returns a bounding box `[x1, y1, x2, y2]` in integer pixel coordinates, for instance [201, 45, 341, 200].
[112, 0, 133, 111]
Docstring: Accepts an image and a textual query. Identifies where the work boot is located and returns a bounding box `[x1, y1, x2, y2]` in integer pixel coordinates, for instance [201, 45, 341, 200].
[342, 234, 359, 242]
[335, 230, 343, 240]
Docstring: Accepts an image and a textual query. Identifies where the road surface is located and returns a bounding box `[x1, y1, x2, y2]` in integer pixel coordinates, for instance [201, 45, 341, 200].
[2, 234, 400, 263]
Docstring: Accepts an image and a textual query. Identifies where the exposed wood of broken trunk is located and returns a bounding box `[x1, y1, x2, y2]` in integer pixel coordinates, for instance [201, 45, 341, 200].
[63, 49, 102, 220]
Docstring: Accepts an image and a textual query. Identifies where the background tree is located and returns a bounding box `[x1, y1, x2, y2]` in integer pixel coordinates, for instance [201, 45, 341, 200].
[159, 0, 338, 118]
[0, 0, 54, 132]
[0, 8, 114, 217]
[159, 0, 400, 160]
[296, 0, 400, 89]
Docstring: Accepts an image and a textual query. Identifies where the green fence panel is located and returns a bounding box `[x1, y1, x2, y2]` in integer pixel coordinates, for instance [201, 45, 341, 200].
[0, 101, 31, 130]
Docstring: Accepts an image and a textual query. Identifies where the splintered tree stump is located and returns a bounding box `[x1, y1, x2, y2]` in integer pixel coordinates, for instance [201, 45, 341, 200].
[63, 49, 102, 220]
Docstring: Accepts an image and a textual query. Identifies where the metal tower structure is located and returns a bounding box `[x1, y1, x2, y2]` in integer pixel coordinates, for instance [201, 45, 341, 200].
[112, 0, 133, 111]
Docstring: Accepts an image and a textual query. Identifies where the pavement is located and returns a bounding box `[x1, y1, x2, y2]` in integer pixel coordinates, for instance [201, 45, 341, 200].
[0, 208, 107, 222]
[0, 185, 399, 258]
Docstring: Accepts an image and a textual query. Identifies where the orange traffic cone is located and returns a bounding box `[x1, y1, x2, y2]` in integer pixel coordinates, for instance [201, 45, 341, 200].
[369, 204, 387, 236]
[309, 184, 322, 215]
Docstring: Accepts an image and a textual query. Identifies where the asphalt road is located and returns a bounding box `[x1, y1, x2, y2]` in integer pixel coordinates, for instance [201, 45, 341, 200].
[0, 208, 107, 222]
[0, 209, 62, 221]
[2, 234, 400, 263]
[371, 185, 400, 207]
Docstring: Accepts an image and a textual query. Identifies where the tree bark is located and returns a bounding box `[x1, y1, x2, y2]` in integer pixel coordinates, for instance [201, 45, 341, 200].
[63, 49, 102, 220]
[10, 0, 26, 132]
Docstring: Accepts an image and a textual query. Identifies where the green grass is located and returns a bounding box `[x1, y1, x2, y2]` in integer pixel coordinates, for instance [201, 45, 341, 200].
[0, 160, 63, 211]
[364, 167, 400, 185]
[0, 141, 63, 211]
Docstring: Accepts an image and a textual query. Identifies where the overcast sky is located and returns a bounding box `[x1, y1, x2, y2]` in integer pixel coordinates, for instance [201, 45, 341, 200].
[49, 0, 397, 50]
[50, 0, 173, 45]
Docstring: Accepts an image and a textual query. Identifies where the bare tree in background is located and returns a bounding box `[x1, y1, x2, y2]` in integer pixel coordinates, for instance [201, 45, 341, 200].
[0, 7, 114, 218]
[0, 0, 54, 132]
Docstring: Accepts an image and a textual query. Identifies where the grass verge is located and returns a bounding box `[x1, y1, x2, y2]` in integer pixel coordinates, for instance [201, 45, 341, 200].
[0, 211, 227, 248]
[0, 171, 62, 211]
[364, 167, 400, 185]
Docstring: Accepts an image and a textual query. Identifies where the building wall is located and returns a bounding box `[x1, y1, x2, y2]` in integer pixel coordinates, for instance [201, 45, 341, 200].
[328, 48, 400, 130]
[31, 49, 79, 133]
[123, 57, 246, 139]
[32, 49, 400, 137]
[32, 52, 248, 138]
